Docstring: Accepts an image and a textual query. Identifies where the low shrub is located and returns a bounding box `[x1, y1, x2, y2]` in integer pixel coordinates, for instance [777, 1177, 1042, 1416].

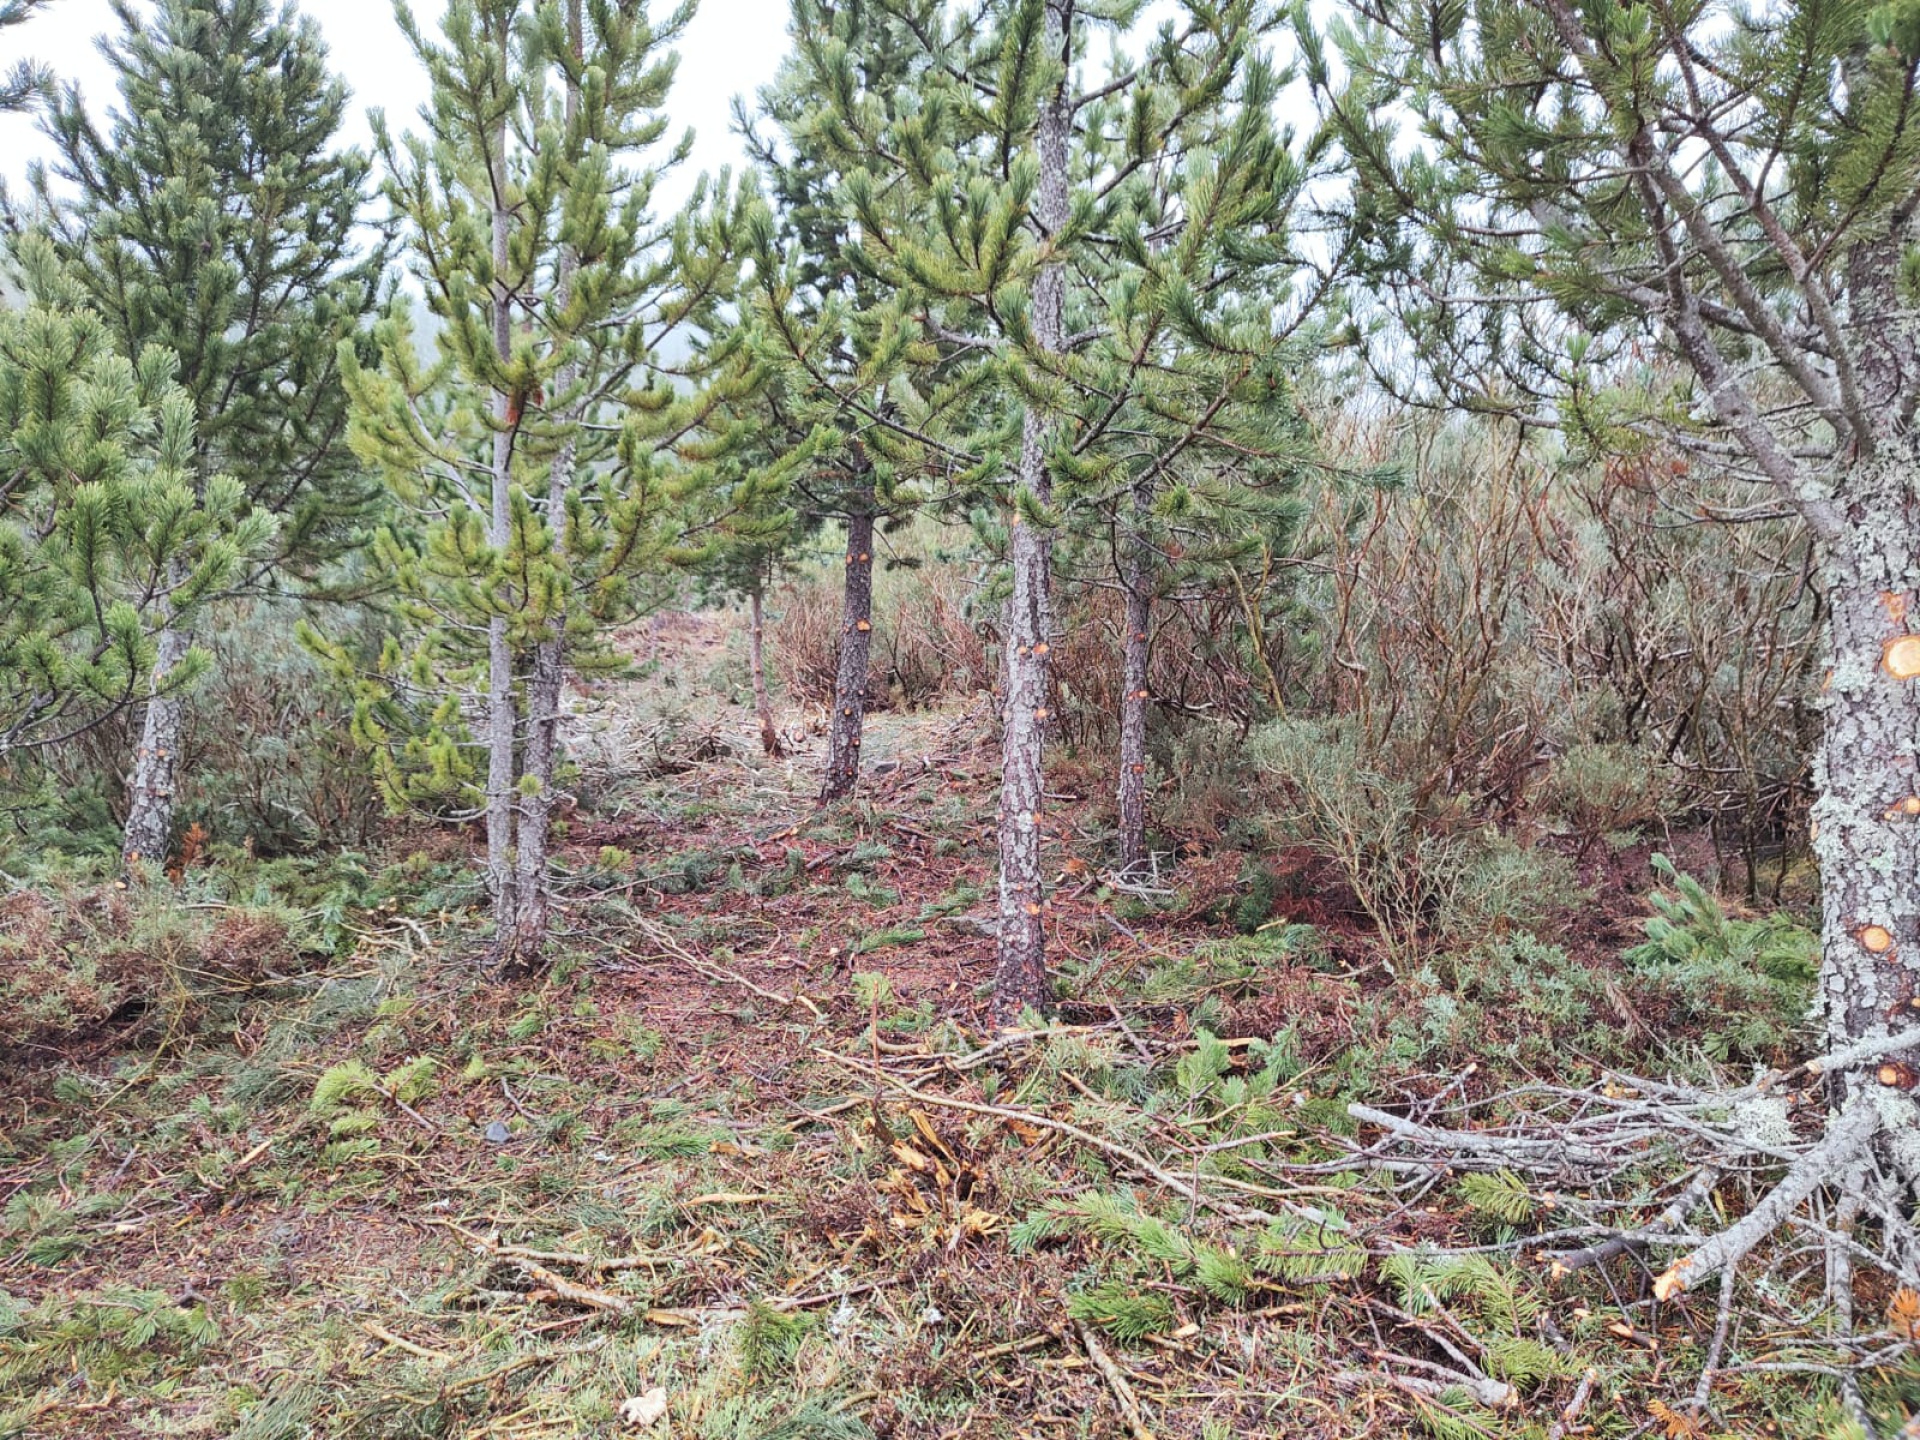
[1626, 855, 1816, 1061]
[0, 872, 316, 1057]
[1249, 717, 1582, 964]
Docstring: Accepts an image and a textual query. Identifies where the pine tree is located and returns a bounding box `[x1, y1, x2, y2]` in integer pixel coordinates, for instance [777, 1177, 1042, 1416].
[1034, 24, 1315, 875]
[742, 0, 947, 801]
[775, 0, 1318, 1022]
[332, 0, 753, 968]
[22, 0, 384, 868]
[665, 379, 816, 759]
[0, 241, 275, 771]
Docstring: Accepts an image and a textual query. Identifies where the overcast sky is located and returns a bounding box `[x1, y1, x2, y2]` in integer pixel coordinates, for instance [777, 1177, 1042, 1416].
[0, 0, 796, 209]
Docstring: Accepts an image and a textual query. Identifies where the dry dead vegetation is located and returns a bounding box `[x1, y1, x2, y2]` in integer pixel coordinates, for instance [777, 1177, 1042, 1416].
[0, 612, 1903, 1440]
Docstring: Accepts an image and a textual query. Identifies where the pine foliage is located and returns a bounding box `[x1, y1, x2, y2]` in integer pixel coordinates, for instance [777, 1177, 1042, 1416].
[328, 0, 756, 829]
[28, 0, 386, 581]
[0, 245, 275, 756]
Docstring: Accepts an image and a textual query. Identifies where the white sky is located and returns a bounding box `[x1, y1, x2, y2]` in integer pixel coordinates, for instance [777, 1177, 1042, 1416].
[0, 0, 796, 209]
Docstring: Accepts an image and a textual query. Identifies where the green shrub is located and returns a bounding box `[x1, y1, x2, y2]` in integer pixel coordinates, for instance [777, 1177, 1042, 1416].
[1626, 855, 1816, 1060]
[1250, 718, 1580, 962]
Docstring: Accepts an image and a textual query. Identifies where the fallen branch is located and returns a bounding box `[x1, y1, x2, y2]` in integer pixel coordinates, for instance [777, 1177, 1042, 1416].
[360, 1319, 454, 1365]
[1348, 1104, 1611, 1174]
[1074, 1319, 1156, 1440]
[1542, 1167, 1722, 1277]
[816, 1049, 1325, 1225]
[1653, 1096, 1881, 1301]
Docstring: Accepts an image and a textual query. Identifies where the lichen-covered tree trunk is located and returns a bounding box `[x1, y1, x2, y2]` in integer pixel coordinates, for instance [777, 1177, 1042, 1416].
[1810, 444, 1920, 1054]
[820, 504, 875, 800]
[484, 97, 520, 963]
[749, 583, 783, 758]
[121, 621, 189, 872]
[1117, 483, 1153, 874]
[995, 413, 1055, 1024]
[991, 5, 1069, 1027]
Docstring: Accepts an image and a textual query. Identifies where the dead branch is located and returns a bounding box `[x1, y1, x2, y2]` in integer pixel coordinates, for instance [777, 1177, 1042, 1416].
[1652, 1096, 1881, 1301]
[1074, 1319, 1156, 1440]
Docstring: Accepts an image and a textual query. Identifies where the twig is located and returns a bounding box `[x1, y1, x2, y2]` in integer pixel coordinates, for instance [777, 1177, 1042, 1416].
[1547, 1367, 1598, 1440]
[361, 1319, 454, 1365]
[1074, 1319, 1156, 1440]
[1690, 1265, 1739, 1413]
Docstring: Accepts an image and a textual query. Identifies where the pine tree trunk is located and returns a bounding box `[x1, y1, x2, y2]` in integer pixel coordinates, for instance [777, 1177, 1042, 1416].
[121, 621, 189, 872]
[484, 56, 520, 965]
[749, 583, 783, 758]
[820, 503, 876, 800]
[992, 3, 1070, 1027]
[1117, 497, 1152, 874]
[507, 0, 584, 970]
[1810, 442, 1920, 1054]
[1121, 545, 1144, 875]
[514, 604, 563, 966]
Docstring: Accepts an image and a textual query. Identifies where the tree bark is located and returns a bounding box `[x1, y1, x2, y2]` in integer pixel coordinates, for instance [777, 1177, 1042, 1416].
[121, 621, 189, 873]
[820, 503, 875, 800]
[1809, 444, 1920, 1055]
[992, 1, 1070, 1027]
[1117, 481, 1153, 875]
[484, 30, 520, 965]
[749, 582, 783, 758]
[507, 0, 583, 970]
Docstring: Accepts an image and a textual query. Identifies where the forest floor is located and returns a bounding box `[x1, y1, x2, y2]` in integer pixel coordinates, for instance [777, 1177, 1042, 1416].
[0, 611, 1865, 1439]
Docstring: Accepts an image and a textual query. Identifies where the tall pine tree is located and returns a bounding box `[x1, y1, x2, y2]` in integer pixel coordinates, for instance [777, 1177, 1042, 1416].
[334, 0, 754, 967]
[23, 0, 384, 869]
[743, 0, 948, 801]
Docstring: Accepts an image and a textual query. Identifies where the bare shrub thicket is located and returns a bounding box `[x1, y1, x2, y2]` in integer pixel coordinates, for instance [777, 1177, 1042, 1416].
[18, 604, 385, 859]
[771, 549, 991, 714]
[1213, 414, 1819, 896]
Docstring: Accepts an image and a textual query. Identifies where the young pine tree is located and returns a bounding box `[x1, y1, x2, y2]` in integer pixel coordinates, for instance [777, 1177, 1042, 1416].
[334, 0, 753, 968]
[0, 245, 275, 771]
[744, 0, 949, 801]
[783, 0, 1319, 1021]
[24, 0, 384, 869]
[1039, 30, 1317, 875]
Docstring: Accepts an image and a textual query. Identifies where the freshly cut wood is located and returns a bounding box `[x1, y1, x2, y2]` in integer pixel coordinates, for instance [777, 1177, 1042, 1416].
[1885, 634, 1920, 679]
[1861, 925, 1895, 954]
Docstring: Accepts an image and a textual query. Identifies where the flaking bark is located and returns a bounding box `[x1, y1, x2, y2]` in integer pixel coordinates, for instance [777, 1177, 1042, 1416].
[121, 621, 189, 873]
[821, 504, 876, 800]
[991, 0, 1070, 1027]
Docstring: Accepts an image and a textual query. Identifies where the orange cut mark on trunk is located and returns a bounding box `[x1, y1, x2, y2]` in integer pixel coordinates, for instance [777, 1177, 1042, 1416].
[1884, 592, 1912, 626]
[1887, 636, 1920, 680]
